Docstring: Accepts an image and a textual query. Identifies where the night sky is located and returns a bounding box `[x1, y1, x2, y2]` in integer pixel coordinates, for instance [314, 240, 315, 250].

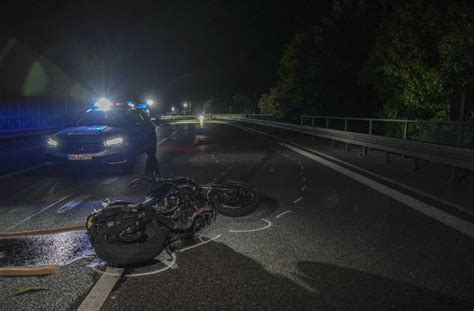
[0, 0, 331, 104]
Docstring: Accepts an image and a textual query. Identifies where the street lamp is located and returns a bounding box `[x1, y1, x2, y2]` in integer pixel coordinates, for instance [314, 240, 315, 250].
[171, 106, 175, 112]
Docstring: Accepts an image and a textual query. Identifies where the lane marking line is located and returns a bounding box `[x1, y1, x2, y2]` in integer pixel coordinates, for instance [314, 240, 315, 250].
[157, 125, 181, 146]
[281, 142, 474, 239]
[178, 234, 222, 252]
[276, 211, 292, 218]
[301, 186, 307, 191]
[224, 122, 473, 218]
[4, 193, 76, 231]
[294, 197, 303, 204]
[0, 163, 46, 180]
[78, 266, 124, 311]
[229, 219, 272, 233]
[56, 194, 91, 214]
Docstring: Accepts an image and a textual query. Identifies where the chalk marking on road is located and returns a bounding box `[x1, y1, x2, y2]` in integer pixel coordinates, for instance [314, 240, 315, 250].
[5, 193, 76, 231]
[91, 253, 177, 278]
[276, 211, 292, 218]
[56, 194, 91, 214]
[0, 163, 46, 180]
[294, 197, 303, 204]
[126, 253, 177, 277]
[102, 177, 118, 185]
[78, 266, 124, 311]
[222, 122, 474, 218]
[178, 234, 222, 252]
[229, 219, 272, 233]
[157, 125, 182, 146]
[301, 186, 307, 191]
[281, 142, 474, 239]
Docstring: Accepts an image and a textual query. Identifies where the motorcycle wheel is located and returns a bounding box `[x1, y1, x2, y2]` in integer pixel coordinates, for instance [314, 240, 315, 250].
[209, 180, 260, 217]
[92, 222, 166, 266]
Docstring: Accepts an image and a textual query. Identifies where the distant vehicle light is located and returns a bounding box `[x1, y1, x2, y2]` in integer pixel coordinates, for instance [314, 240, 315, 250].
[146, 99, 154, 106]
[104, 136, 124, 147]
[136, 103, 149, 110]
[47, 137, 59, 148]
[95, 98, 113, 111]
[198, 115, 205, 121]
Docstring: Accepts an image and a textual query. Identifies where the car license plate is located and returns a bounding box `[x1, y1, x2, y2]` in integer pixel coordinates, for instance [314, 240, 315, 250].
[67, 154, 93, 160]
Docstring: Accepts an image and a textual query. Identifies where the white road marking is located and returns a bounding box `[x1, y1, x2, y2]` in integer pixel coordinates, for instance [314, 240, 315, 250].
[276, 211, 292, 218]
[223, 122, 473, 218]
[294, 197, 303, 204]
[5, 193, 76, 231]
[91, 253, 177, 278]
[102, 177, 118, 185]
[126, 253, 177, 277]
[78, 266, 124, 311]
[281, 142, 474, 239]
[178, 234, 222, 252]
[229, 219, 272, 233]
[301, 186, 307, 191]
[157, 125, 181, 146]
[0, 163, 46, 180]
[56, 194, 91, 214]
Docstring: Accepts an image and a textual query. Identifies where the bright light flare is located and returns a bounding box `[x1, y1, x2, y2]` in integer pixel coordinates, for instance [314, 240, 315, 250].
[199, 114, 204, 126]
[171, 106, 175, 112]
[104, 136, 124, 147]
[47, 137, 59, 148]
[146, 99, 154, 106]
[95, 98, 113, 111]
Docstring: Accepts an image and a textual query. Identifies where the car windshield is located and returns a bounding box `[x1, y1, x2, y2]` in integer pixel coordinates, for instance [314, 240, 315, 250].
[74, 110, 131, 127]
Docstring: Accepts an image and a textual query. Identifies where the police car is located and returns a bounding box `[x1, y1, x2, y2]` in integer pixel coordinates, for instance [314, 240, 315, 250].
[45, 98, 157, 173]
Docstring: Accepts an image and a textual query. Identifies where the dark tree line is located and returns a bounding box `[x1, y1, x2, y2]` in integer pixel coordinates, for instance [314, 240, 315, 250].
[258, 0, 474, 122]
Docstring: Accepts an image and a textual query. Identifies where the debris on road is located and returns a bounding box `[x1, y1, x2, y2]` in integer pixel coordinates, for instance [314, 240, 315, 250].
[0, 265, 60, 276]
[14, 287, 49, 296]
[0, 224, 85, 238]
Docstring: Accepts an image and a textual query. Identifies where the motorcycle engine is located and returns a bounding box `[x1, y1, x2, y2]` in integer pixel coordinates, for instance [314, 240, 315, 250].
[157, 185, 204, 229]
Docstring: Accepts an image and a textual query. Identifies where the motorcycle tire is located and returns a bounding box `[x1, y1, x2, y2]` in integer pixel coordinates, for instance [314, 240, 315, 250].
[209, 180, 260, 217]
[92, 222, 166, 266]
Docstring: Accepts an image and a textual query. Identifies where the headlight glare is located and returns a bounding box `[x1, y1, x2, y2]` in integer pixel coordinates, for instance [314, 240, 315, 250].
[104, 136, 125, 147]
[47, 137, 59, 148]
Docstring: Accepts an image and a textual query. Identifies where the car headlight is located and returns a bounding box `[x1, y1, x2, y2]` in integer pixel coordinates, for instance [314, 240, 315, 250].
[47, 137, 59, 148]
[104, 136, 125, 147]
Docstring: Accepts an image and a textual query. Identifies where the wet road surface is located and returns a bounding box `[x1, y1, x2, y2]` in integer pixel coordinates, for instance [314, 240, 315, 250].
[0, 121, 473, 310]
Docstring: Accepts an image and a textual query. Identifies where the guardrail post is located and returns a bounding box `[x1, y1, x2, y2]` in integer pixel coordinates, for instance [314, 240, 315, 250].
[311, 117, 315, 127]
[325, 118, 329, 128]
[344, 119, 350, 151]
[365, 120, 373, 154]
[384, 151, 390, 163]
[412, 158, 419, 171]
[402, 121, 408, 158]
[300, 116, 303, 126]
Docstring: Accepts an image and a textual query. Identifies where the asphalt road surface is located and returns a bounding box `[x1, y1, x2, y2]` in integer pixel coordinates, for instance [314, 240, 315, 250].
[0, 121, 473, 310]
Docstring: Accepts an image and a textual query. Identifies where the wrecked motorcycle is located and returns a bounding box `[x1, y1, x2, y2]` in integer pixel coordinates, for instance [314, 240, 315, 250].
[86, 175, 260, 266]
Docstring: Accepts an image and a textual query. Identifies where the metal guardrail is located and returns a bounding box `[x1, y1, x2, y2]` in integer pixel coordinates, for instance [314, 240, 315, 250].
[301, 115, 474, 149]
[216, 115, 474, 174]
[0, 116, 72, 138]
[160, 114, 273, 121]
